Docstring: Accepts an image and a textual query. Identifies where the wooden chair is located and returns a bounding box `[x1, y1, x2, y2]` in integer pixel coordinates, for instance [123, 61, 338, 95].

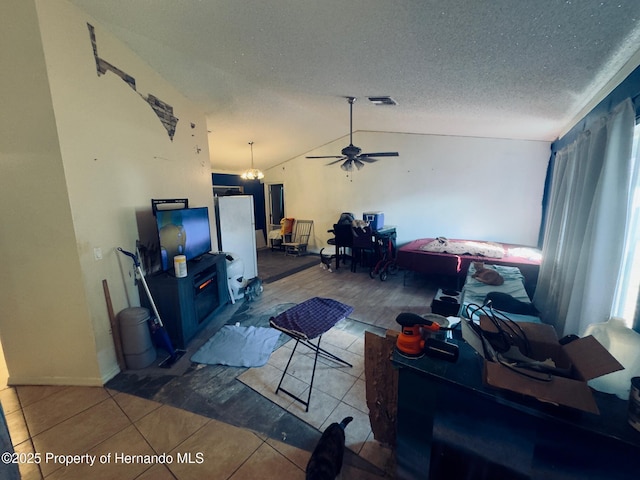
[282, 219, 313, 256]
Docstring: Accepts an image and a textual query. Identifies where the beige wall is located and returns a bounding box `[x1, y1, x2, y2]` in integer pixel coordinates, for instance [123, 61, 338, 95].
[264, 131, 550, 250]
[0, 0, 101, 385]
[0, 0, 215, 385]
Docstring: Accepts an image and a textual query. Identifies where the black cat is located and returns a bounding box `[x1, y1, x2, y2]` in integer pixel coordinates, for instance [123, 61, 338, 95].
[319, 248, 334, 272]
[306, 416, 353, 480]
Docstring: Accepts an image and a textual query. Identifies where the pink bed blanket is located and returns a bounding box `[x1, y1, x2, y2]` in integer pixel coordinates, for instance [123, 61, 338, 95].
[397, 237, 542, 291]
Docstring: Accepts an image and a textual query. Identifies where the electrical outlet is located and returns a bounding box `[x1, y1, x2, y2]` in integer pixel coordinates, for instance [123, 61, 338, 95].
[94, 247, 103, 260]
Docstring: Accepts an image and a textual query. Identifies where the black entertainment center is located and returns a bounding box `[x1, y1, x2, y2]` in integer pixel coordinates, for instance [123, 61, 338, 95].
[142, 253, 230, 349]
[139, 199, 230, 350]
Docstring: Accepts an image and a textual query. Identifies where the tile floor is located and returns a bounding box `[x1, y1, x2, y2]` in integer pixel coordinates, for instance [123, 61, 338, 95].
[0, 381, 390, 479]
[0, 257, 431, 479]
[238, 319, 384, 456]
[102, 304, 394, 473]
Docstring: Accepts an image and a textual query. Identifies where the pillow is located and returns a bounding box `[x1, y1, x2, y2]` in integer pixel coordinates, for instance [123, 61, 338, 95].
[280, 217, 295, 235]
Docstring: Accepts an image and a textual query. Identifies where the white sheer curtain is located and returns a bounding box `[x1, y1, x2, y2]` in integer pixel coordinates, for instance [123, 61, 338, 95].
[612, 124, 640, 326]
[534, 99, 635, 336]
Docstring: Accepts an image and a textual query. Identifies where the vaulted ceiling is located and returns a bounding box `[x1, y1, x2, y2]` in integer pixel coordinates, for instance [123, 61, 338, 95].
[68, 0, 640, 172]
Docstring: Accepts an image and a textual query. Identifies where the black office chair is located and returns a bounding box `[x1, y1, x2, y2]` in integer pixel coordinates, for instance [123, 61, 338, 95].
[327, 223, 353, 270]
[351, 225, 376, 273]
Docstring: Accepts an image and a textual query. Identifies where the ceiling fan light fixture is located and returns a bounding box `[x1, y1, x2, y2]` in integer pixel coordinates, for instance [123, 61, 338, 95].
[306, 97, 399, 171]
[368, 96, 397, 106]
[241, 141, 264, 180]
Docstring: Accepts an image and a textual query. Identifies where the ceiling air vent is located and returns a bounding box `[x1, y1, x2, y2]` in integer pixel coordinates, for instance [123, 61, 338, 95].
[368, 96, 397, 106]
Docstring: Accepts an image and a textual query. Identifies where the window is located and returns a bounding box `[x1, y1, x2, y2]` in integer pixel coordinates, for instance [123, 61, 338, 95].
[213, 185, 244, 197]
[612, 123, 640, 326]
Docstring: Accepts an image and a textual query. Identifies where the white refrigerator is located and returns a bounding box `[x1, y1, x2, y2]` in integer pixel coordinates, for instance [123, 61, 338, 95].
[215, 195, 258, 279]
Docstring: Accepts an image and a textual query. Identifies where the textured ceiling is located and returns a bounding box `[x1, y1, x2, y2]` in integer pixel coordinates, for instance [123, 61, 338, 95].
[68, 0, 640, 172]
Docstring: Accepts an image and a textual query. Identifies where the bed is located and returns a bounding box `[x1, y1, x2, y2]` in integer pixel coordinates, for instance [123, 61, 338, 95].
[397, 237, 542, 292]
[457, 263, 541, 323]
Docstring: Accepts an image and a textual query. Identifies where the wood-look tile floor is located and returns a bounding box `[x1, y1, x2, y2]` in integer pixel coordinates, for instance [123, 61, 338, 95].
[1, 253, 438, 479]
[251, 251, 439, 331]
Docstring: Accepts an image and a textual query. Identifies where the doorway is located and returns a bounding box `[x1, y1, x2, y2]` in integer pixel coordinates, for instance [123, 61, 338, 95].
[269, 183, 285, 227]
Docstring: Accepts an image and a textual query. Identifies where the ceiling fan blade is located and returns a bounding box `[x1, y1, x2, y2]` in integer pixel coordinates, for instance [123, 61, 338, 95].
[327, 157, 347, 165]
[359, 152, 399, 158]
[358, 157, 378, 163]
[306, 155, 346, 159]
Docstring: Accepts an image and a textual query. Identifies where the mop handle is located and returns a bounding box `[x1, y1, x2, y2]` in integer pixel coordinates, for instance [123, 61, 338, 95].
[117, 247, 140, 267]
[117, 247, 165, 328]
[135, 266, 165, 327]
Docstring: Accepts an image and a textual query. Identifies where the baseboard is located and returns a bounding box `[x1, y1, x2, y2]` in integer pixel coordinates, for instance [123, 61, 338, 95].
[100, 364, 122, 385]
[6, 375, 105, 387]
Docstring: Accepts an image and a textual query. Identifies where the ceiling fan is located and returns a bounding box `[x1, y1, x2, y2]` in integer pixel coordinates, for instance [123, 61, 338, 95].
[306, 96, 399, 171]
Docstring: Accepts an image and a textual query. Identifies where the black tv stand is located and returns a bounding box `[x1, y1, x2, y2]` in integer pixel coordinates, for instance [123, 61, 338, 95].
[143, 253, 230, 349]
[190, 253, 210, 264]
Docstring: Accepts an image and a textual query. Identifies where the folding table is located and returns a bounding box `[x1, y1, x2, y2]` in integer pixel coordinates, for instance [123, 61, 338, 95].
[269, 297, 354, 411]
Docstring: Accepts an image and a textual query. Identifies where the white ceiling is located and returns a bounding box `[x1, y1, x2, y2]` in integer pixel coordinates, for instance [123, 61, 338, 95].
[68, 0, 640, 172]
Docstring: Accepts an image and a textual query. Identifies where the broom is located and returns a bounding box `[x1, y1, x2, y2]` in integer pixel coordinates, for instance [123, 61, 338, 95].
[118, 247, 185, 368]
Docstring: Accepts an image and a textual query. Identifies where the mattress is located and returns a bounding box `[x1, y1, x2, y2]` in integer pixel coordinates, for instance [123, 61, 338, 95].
[396, 237, 542, 292]
[458, 264, 541, 323]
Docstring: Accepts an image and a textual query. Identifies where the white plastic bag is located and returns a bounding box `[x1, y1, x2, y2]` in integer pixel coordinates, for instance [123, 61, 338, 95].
[584, 317, 640, 400]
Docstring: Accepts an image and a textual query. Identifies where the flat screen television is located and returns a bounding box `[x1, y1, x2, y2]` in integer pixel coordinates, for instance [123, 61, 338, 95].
[156, 207, 212, 271]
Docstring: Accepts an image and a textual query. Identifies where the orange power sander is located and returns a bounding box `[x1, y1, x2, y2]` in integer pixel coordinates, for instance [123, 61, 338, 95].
[395, 312, 459, 362]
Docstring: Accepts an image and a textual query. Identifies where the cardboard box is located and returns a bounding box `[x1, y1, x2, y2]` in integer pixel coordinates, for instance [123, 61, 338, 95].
[462, 317, 624, 414]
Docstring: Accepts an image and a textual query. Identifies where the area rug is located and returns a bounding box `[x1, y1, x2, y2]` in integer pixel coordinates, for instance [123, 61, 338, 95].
[191, 325, 281, 367]
[237, 317, 391, 464]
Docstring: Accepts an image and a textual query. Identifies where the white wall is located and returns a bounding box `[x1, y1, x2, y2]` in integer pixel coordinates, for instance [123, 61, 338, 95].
[0, 0, 101, 385]
[265, 131, 550, 250]
[0, 0, 216, 385]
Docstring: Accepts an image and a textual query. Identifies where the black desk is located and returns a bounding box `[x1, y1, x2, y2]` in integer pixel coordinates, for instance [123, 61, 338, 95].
[392, 339, 640, 480]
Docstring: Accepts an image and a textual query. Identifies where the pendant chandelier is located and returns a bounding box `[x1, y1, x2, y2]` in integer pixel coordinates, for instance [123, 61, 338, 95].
[241, 141, 264, 180]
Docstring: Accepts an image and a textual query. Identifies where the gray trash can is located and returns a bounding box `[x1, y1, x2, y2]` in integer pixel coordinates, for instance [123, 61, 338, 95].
[118, 307, 156, 369]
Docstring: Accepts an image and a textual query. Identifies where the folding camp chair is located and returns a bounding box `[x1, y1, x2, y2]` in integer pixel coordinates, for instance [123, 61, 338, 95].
[269, 297, 354, 412]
